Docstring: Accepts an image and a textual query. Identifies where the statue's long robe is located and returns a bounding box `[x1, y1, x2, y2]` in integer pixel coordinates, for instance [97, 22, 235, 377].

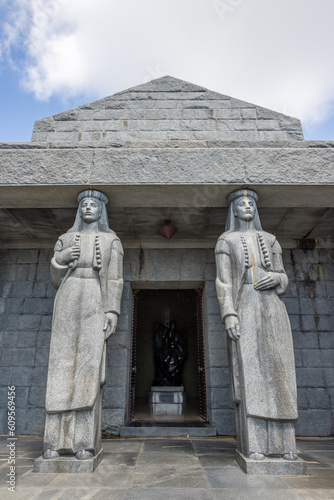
[44, 231, 123, 454]
[215, 230, 298, 422]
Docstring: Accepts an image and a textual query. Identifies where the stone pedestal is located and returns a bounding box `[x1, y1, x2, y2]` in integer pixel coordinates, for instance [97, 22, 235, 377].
[236, 450, 307, 475]
[33, 449, 103, 473]
[149, 386, 186, 416]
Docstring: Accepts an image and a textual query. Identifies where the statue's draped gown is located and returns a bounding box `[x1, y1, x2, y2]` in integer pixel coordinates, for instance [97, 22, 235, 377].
[215, 230, 298, 457]
[44, 231, 123, 455]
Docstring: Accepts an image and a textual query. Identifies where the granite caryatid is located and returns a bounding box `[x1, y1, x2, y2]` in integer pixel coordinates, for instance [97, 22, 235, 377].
[215, 189, 306, 474]
[39, 189, 123, 471]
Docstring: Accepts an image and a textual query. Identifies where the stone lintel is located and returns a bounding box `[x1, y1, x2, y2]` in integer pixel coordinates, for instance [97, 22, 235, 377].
[0, 145, 333, 212]
[0, 184, 333, 210]
[0, 146, 334, 190]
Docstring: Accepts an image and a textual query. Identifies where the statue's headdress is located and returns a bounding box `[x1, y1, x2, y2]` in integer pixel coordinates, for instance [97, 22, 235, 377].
[77, 190, 108, 205]
[68, 189, 112, 233]
[225, 188, 262, 231]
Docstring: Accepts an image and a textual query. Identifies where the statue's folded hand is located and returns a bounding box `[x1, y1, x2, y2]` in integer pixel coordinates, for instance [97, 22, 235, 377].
[254, 272, 280, 290]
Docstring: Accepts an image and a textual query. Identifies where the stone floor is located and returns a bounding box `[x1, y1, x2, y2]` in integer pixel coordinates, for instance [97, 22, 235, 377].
[0, 436, 333, 499]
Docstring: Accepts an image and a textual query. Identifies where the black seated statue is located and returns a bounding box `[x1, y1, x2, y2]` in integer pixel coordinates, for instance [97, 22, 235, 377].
[152, 320, 188, 386]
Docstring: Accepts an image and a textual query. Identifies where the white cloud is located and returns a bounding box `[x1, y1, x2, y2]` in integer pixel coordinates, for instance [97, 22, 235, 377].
[1, 0, 334, 127]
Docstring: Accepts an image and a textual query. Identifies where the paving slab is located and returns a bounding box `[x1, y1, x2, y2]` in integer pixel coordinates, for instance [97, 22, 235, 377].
[296, 438, 334, 451]
[124, 487, 213, 500]
[136, 450, 199, 466]
[1, 487, 51, 500]
[293, 488, 334, 500]
[142, 438, 194, 452]
[99, 451, 138, 467]
[0, 436, 333, 499]
[192, 438, 237, 452]
[28, 487, 117, 500]
[102, 439, 143, 453]
[212, 488, 303, 499]
[4, 467, 57, 491]
[196, 453, 237, 468]
[204, 467, 291, 489]
[281, 466, 334, 490]
[129, 464, 209, 489]
[90, 491, 126, 500]
[306, 452, 334, 468]
[45, 465, 133, 489]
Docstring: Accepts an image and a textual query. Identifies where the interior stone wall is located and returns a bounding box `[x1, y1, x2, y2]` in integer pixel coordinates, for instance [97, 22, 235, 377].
[0, 246, 333, 436]
[282, 247, 334, 436]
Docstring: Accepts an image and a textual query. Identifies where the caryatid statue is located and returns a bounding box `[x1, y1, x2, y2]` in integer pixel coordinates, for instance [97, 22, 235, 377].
[215, 189, 298, 461]
[43, 190, 123, 462]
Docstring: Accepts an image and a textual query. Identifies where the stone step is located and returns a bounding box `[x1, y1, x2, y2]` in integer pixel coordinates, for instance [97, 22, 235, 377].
[120, 423, 217, 437]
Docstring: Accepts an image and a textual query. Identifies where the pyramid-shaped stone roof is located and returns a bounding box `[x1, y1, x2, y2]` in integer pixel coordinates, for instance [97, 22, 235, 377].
[32, 76, 303, 142]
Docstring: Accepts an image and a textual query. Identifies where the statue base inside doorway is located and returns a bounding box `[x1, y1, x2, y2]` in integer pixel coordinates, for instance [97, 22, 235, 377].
[149, 386, 187, 416]
[236, 450, 307, 475]
[34, 449, 103, 474]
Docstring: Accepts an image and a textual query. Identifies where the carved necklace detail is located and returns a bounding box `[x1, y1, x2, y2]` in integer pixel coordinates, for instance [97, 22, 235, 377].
[240, 232, 271, 268]
[257, 232, 271, 268]
[95, 235, 102, 270]
[240, 235, 250, 268]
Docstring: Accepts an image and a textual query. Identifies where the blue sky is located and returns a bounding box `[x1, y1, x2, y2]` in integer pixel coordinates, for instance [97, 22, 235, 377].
[0, 63, 94, 142]
[0, 0, 333, 142]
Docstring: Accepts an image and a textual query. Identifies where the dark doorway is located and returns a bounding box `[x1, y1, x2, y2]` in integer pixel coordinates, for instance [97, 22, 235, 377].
[130, 288, 207, 422]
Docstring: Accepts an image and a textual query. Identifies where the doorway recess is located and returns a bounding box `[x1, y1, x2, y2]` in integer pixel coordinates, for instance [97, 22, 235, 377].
[129, 288, 207, 424]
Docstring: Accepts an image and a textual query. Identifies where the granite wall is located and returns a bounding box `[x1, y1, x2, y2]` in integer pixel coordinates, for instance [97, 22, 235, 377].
[0, 246, 333, 436]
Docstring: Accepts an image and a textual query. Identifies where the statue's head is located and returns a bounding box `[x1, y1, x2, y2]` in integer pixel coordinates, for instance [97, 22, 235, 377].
[68, 190, 112, 233]
[79, 197, 103, 224]
[167, 320, 176, 331]
[232, 194, 256, 223]
[225, 189, 262, 231]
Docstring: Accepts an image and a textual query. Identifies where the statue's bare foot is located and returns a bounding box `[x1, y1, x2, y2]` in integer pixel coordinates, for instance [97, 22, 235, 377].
[76, 450, 93, 460]
[43, 449, 59, 459]
[283, 452, 298, 461]
[249, 452, 265, 460]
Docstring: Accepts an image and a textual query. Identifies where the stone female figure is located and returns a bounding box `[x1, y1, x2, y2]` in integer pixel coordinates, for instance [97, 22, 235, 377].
[43, 190, 123, 462]
[215, 189, 298, 461]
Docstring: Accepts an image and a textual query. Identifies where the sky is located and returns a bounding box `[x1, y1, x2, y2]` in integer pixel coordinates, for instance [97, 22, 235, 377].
[0, 0, 333, 142]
